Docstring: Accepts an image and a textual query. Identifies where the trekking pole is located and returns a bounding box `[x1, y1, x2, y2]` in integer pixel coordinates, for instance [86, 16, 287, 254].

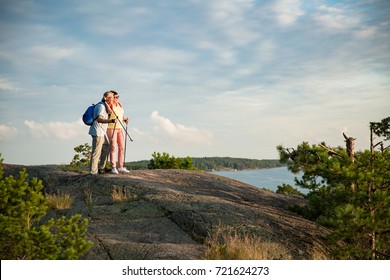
[123, 123, 128, 167]
[111, 110, 133, 142]
[103, 119, 117, 170]
[108, 119, 117, 151]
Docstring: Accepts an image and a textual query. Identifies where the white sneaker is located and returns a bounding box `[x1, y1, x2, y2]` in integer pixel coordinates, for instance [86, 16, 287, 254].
[111, 168, 119, 174]
[118, 167, 130, 173]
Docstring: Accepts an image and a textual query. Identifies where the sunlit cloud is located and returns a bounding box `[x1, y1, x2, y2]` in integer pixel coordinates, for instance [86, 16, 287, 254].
[0, 77, 20, 91]
[207, 0, 258, 45]
[0, 124, 19, 141]
[24, 119, 85, 140]
[272, 0, 304, 26]
[314, 4, 360, 31]
[150, 111, 213, 145]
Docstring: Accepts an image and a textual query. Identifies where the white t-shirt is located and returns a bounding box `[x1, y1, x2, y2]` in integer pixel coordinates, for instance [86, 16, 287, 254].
[88, 102, 108, 137]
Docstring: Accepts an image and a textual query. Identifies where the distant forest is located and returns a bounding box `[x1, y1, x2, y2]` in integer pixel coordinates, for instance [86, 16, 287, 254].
[126, 157, 284, 171]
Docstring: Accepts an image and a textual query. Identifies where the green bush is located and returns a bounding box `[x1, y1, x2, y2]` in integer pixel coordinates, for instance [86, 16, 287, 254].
[276, 183, 304, 196]
[147, 152, 198, 170]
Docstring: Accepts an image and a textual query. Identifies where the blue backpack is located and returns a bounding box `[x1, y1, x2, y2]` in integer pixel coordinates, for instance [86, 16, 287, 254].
[82, 103, 99, 126]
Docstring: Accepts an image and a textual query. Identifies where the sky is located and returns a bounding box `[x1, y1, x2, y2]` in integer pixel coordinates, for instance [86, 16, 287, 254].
[0, 0, 389, 165]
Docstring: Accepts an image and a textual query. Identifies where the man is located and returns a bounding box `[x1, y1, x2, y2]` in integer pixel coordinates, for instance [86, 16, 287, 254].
[89, 91, 118, 175]
[107, 91, 130, 174]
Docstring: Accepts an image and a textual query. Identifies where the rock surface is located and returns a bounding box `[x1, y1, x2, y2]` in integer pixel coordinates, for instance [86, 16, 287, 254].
[3, 164, 332, 260]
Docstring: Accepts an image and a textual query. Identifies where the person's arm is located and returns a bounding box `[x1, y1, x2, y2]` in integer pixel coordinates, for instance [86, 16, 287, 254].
[95, 102, 116, 124]
[97, 115, 117, 124]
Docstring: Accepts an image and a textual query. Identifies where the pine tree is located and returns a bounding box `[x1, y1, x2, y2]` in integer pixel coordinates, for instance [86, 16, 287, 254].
[277, 117, 390, 259]
[70, 143, 92, 167]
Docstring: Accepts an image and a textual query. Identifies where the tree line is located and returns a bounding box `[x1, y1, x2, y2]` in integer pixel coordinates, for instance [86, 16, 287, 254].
[126, 156, 283, 171]
[191, 157, 283, 171]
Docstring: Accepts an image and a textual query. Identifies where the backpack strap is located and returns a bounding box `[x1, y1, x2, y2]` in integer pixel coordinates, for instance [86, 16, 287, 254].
[93, 102, 104, 123]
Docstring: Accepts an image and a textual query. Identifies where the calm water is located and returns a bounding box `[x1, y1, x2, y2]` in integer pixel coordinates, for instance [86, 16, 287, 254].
[210, 167, 307, 194]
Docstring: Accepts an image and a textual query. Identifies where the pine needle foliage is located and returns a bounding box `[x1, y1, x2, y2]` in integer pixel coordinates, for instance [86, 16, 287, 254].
[277, 118, 390, 259]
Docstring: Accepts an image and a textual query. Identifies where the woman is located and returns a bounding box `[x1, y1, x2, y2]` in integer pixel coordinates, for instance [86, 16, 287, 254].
[106, 91, 130, 174]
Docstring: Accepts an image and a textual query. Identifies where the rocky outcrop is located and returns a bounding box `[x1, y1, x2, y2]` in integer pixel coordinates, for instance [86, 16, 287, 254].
[3, 164, 332, 260]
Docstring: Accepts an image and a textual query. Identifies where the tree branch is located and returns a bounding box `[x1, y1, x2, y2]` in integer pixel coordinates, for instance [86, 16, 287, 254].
[319, 143, 342, 157]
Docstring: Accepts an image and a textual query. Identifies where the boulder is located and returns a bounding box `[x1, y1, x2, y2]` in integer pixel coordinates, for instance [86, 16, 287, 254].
[2, 165, 332, 260]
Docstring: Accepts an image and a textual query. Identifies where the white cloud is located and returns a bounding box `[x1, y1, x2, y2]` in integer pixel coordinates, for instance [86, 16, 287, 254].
[314, 4, 360, 31]
[353, 26, 377, 39]
[29, 45, 76, 61]
[272, 0, 304, 26]
[0, 124, 19, 141]
[0, 77, 20, 91]
[24, 120, 50, 139]
[197, 41, 236, 64]
[76, 3, 152, 36]
[24, 119, 86, 140]
[207, 0, 258, 45]
[122, 47, 195, 69]
[150, 111, 213, 145]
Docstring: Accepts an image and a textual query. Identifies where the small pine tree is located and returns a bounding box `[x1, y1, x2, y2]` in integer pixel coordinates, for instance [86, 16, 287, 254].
[0, 157, 93, 259]
[70, 143, 92, 167]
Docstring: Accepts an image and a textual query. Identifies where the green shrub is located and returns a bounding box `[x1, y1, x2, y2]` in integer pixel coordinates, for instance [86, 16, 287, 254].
[147, 152, 199, 170]
[276, 183, 304, 196]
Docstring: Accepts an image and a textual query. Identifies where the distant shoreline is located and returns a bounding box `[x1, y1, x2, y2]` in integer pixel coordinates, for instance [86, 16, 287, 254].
[206, 165, 287, 172]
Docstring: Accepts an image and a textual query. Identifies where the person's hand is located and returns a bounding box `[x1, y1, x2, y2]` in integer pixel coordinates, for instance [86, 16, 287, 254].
[124, 117, 129, 124]
[108, 118, 117, 124]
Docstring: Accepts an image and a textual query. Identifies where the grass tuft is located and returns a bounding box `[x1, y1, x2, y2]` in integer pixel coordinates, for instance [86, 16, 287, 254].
[46, 192, 74, 209]
[204, 225, 292, 260]
[83, 188, 94, 207]
[111, 185, 135, 202]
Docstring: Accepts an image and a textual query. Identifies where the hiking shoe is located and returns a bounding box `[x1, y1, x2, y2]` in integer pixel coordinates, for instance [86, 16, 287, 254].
[98, 169, 105, 174]
[111, 168, 119, 174]
[118, 167, 130, 173]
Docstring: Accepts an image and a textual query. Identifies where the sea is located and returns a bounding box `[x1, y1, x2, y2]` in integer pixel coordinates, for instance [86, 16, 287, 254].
[210, 166, 308, 194]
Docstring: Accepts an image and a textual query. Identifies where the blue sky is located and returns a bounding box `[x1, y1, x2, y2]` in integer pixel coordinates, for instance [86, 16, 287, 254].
[0, 0, 389, 165]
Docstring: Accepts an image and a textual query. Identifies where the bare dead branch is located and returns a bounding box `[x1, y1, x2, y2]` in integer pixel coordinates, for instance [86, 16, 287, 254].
[319, 143, 342, 157]
[373, 141, 383, 148]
